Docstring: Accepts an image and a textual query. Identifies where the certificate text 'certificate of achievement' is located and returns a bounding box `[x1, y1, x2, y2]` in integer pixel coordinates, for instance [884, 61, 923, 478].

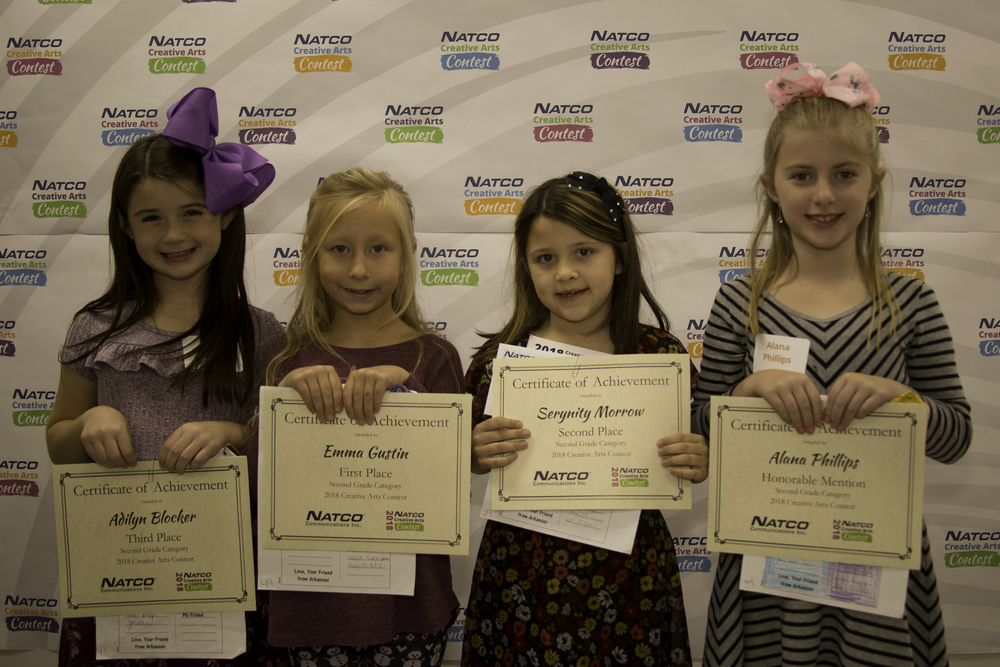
[53, 460, 255, 617]
[708, 396, 926, 569]
[493, 354, 691, 511]
[260, 386, 472, 555]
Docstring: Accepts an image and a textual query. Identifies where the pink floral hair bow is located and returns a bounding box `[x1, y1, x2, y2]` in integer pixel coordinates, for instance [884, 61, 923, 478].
[765, 62, 880, 117]
[162, 87, 276, 214]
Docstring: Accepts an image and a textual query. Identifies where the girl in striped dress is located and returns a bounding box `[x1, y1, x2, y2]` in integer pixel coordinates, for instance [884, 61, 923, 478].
[693, 63, 971, 666]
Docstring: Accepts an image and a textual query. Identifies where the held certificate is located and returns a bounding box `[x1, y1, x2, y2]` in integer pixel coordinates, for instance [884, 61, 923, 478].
[53, 459, 255, 617]
[492, 354, 691, 511]
[259, 386, 472, 555]
[708, 396, 927, 569]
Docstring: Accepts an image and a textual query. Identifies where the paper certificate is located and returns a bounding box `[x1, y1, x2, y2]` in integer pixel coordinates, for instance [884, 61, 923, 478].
[492, 354, 691, 511]
[52, 460, 255, 617]
[708, 396, 927, 569]
[259, 386, 472, 555]
[95, 612, 247, 660]
[257, 548, 416, 595]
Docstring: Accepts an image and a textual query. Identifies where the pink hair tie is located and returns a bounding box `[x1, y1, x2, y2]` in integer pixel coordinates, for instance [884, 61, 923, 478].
[765, 62, 881, 118]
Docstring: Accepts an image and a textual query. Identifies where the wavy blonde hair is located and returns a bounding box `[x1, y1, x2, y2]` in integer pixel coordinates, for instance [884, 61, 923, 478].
[748, 96, 897, 344]
[266, 167, 428, 384]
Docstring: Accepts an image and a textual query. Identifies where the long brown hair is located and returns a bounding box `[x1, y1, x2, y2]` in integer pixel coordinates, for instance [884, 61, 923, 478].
[473, 173, 668, 367]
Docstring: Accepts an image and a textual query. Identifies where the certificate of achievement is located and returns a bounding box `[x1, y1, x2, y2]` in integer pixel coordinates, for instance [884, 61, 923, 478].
[492, 354, 691, 511]
[259, 386, 472, 555]
[52, 460, 255, 617]
[708, 396, 927, 569]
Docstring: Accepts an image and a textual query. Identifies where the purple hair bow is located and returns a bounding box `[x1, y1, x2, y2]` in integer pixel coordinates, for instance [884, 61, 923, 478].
[766, 62, 880, 118]
[162, 88, 275, 214]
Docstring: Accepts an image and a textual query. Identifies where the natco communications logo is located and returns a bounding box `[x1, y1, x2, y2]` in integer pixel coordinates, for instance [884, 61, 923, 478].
[887, 31, 946, 72]
[419, 247, 478, 287]
[463, 177, 523, 217]
[5, 37, 63, 76]
[147, 36, 207, 75]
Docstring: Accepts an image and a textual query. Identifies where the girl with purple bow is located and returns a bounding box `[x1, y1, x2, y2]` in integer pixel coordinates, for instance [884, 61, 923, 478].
[46, 88, 287, 666]
[693, 63, 971, 665]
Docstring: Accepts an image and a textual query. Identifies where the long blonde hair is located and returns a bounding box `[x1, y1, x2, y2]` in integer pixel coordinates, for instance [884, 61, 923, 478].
[748, 96, 897, 343]
[266, 167, 428, 384]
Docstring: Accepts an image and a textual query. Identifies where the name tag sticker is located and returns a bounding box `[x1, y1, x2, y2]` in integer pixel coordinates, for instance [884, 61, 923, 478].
[753, 334, 809, 374]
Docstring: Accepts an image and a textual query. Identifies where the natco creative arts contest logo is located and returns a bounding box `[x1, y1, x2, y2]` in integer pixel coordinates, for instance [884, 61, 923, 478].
[977, 103, 1000, 145]
[12, 387, 53, 428]
[589, 31, 650, 70]
[737, 30, 799, 70]
[293, 33, 352, 74]
[943, 529, 1000, 569]
[419, 245, 479, 287]
[978, 317, 1000, 358]
[907, 176, 966, 218]
[0, 108, 17, 149]
[100, 105, 159, 146]
[385, 105, 444, 144]
[5, 37, 63, 76]
[0, 249, 47, 288]
[0, 319, 15, 359]
[0, 460, 42, 498]
[31, 179, 87, 220]
[237, 105, 296, 146]
[683, 102, 743, 144]
[147, 35, 207, 75]
[880, 247, 925, 281]
[3, 595, 59, 636]
[887, 31, 946, 72]
[440, 31, 500, 71]
[532, 103, 593, 143]
[462, 176, 523, 217]
[615, 176, 673, 217]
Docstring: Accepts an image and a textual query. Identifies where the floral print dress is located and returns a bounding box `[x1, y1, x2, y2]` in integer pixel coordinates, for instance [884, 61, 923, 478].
[461, 327, 694, 667]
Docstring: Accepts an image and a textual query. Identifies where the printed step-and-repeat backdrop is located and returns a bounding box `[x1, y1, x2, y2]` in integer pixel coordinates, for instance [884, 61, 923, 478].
[1, 0, 997, 657]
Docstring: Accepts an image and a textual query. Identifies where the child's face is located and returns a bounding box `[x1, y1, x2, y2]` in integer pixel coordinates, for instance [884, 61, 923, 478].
[122, 178, 232, 291]
[525, 215, 620, 335]
[318, 205, 405, 325]
[766, 129, 883, 258]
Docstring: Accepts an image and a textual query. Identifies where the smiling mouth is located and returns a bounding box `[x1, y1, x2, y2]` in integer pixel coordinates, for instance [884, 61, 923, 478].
[557, 289, 587, 300]
[345, 288, 375, 296]
[162, 249, 195, 260]
[807, 213, 841, 224]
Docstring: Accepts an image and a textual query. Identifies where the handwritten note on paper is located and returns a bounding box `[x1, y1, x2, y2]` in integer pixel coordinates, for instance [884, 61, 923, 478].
[740, 555, 908, 618]
[258, 548, 416, 596]
[481, 477, 640, 554]
[95, 612, 246, 660]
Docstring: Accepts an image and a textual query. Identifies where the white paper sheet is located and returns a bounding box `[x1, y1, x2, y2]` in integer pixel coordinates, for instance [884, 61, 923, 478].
[257, 547, 416, 595]
[480, 476, 639, 554]
[95, 612, 246, 660]
[739, 555, 909, 618]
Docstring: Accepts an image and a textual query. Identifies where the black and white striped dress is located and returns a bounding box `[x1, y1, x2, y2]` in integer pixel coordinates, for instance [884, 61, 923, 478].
[692, 274, 972, 667]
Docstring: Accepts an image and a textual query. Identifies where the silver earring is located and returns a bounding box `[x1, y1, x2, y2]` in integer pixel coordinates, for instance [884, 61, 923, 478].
[776, 207, 784, 224]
